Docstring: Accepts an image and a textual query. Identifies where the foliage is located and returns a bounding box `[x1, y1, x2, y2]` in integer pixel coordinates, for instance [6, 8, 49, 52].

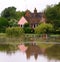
[1, 7, 16, 20]
[24, 27, 34, 33]
[23, 23, 34, 33]
[6, 27, 24, 37]
[45, 2, 60, 30]
[9, 19, 18, 27]
[1, 6, 25, 21]
[1, 6, 26, 28]
[16, 11, 25, 20]
[0, 17, 9, 32]
[35, 23, 53, 34]
[24, 23, 29, 27]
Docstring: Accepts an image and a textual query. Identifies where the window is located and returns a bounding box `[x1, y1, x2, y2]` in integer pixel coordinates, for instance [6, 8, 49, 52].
[20, 25, 22, 27]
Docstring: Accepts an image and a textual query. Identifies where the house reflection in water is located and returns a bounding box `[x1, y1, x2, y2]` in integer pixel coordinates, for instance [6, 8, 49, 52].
[26, 45, 46, 60]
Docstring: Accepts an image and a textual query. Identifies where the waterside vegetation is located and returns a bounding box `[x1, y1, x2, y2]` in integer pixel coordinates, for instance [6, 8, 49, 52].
[0, 2, 60, 44]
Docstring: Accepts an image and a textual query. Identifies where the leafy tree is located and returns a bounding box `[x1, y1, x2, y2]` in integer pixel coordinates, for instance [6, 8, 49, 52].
[0, 17, 9, 32]
[45, 2, 60, 30]
[1, 7, 16, 20]
[35, 23, 53, 34]
[16, 11, 25, 20]
[1, 6, 25, 27]
[9, 19, 18, 27]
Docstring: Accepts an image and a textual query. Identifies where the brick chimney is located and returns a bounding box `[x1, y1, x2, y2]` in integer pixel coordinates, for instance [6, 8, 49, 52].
[25, 10, 31, 17]
[34, 8, 37, 14]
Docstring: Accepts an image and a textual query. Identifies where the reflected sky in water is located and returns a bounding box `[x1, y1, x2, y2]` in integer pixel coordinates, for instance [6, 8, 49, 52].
[0, 41, 60, 62]
[0, 51, 48, 62]
[0, 35, 60, 62]
[0, 50, 60, 62]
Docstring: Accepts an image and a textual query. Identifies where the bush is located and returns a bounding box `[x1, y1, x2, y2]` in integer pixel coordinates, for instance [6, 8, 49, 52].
[35, 23, 53, 34]
[6, 27, 24, 37]
[24, 23, 29, 27]
[23, 23, 34, 33]
[24, 27, 34, 33]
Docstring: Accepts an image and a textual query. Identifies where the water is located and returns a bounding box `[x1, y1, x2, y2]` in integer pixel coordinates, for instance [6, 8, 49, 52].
[0, 37, 60, 62]
[0, 51, 48, 62]
[0, 51, 55, 62]
[0, 44, 60, 62]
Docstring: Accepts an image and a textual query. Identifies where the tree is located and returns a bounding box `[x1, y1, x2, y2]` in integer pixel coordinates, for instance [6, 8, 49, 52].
[16, 11, 25, 20]
[45, 2, 60, 30]
[1, 6, 25, 22]
[0, 17, 9, 32]
[9, 19, 18, 27]
[1, 7, 16, 20]
[35, 23, 53, 34]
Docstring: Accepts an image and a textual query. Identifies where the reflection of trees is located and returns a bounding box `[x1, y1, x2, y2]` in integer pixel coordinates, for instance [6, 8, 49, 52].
[0, 44, 18, 55]
[46, 44, 60, 60]
[26, 45, 44, 59]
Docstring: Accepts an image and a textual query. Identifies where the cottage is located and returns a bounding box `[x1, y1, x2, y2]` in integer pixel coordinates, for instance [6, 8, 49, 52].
[18, 8, 46, 28]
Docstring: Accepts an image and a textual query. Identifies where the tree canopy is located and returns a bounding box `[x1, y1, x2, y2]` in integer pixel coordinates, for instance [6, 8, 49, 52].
[45, 2, 60, 30]
[1, 7, 16, 20]
[1, 6, 25, 21]
[16, 11, 25, 20]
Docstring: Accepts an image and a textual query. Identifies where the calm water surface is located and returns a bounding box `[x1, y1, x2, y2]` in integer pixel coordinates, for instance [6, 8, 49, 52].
[0, 37, 60, 62]
[0, 44, 60, 62]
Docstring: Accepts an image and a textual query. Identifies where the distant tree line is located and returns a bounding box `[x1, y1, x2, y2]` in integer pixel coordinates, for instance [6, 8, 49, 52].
[44, 2, 60, 34]
[0, 2, 60, 34]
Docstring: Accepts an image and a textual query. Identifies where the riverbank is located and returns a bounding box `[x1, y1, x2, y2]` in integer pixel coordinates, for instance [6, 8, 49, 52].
[0, 33, 60, 44]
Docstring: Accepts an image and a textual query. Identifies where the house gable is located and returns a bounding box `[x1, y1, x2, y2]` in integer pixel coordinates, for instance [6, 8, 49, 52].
[18, 16, 28, 27]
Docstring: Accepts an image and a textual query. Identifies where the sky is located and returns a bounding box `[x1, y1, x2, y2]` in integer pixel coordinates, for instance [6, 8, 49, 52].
[0, 0, 60, 13]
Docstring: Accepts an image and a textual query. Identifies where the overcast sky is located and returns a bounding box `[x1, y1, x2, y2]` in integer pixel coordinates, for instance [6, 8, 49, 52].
[0, 0, 60, 13]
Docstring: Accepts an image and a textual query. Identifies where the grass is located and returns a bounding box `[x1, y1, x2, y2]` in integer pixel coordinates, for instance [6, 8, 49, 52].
[50, 34, 60, 37]
[0, 33, 6, 37]
[0, 33, 60, 44]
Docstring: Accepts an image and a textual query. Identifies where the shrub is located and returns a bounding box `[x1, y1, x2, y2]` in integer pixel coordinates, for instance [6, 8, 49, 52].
[23, 23, 34, 33]
[6, 27, 24, 37]
[24, 27, 34, 33]
[35, 23, 53, 34]
[24, 23, 29, 27]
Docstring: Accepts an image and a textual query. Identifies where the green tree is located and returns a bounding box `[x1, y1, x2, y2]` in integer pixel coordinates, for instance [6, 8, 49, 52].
[16, 11, 25, 20]
[1, 7, 16, 20]
[35, 23, 53, 34]
[9, 19, 18, 27]
[45, 2, 60, 30]
[0, 17, 9, 32]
